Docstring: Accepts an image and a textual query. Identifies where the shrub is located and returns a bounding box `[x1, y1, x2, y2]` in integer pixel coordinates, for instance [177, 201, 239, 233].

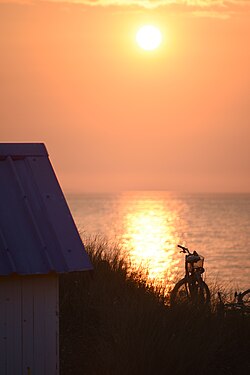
[60, 236, 250, 375]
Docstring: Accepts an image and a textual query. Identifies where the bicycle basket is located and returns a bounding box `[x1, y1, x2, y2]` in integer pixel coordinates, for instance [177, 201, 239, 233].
[187, 255, 204, 272]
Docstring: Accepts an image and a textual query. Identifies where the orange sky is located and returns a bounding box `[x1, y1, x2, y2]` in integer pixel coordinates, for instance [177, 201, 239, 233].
[1, 1, 250, 193]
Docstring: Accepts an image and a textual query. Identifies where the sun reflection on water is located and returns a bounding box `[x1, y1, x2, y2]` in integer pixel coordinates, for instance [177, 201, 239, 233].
[120, 194, 181, 285]
[68, 192, 250, 290]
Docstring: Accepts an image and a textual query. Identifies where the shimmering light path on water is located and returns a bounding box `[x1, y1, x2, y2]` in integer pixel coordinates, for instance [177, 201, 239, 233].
[120, 194, 179, 283]
[67, 192, 250, 290]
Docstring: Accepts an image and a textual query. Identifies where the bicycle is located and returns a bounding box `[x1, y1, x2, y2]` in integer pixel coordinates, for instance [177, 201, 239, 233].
[217, 289, 250, 316]
[170, 244, 210, 307]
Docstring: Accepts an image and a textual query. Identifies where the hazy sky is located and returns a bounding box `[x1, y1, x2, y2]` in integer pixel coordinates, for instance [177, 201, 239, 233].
[1, 0, 250, 193]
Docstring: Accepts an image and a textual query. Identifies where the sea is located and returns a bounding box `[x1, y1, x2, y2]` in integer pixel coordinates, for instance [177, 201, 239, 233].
[66, 191, 250, 291]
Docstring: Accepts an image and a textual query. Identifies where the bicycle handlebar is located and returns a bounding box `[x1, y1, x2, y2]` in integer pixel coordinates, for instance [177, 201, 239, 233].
[178, 244, 189, 253]
[178, 245, 200, 258]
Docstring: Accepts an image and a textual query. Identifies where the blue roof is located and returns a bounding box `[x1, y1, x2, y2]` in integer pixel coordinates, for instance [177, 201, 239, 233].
[0, 143, 92, 275]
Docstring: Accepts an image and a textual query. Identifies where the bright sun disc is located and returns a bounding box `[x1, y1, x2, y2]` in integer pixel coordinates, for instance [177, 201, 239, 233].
[136, 25, 162, 51]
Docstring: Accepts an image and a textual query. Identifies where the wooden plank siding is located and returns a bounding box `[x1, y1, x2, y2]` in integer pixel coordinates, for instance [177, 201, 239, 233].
[6, 277, 22, 374]
[0, 274, 59, 375]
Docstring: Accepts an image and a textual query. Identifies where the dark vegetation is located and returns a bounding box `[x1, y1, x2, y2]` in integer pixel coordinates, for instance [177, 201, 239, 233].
[60, 237, 250, 375]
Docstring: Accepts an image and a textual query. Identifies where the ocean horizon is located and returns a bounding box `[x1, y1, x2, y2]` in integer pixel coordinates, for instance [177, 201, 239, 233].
[66, 191, 250, 290]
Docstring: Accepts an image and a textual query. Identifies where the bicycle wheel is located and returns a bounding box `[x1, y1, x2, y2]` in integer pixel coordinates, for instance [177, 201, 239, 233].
[241, 289, 250, 309]
[190, 280, 210, 306]
[170, 277, 210, 307]
[170, 278, 192, 306]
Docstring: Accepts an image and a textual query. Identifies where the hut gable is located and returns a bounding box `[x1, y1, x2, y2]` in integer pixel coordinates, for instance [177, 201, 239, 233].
[0, 142, 92, 275]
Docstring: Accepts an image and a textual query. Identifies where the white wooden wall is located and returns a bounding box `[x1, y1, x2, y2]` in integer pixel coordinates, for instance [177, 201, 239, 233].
[0, 274, 59, 375]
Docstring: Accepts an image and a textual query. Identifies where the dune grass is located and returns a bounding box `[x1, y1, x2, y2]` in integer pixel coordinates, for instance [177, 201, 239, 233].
[59, 237, 250, 375]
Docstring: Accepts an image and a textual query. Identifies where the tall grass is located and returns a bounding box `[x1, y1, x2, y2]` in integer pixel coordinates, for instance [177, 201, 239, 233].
[59, 237, 250, 375]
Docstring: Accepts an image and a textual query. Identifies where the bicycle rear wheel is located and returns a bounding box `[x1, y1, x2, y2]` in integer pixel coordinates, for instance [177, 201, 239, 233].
[241, 289, 250, 310]
[170, 277, 210, 307]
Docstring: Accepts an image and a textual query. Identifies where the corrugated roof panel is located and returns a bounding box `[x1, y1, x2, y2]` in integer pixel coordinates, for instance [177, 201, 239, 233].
[0, 143, 92, 275]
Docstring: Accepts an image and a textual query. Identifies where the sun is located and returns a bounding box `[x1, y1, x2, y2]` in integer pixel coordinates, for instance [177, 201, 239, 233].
[136, 25, 162, 51]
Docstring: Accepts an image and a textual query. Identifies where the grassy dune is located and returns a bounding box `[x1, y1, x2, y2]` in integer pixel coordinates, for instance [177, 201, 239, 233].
[60, 237, 250, 375]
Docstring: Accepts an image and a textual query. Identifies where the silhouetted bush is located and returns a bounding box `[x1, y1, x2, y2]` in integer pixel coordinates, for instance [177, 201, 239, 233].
[60, 236, 250, 375]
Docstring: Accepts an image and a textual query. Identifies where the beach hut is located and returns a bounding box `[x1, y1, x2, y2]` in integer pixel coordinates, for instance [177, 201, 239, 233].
[0, 143, 92, 374]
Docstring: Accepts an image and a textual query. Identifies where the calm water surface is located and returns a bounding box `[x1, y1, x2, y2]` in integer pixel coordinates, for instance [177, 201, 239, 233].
[67, 192, 250, 290]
